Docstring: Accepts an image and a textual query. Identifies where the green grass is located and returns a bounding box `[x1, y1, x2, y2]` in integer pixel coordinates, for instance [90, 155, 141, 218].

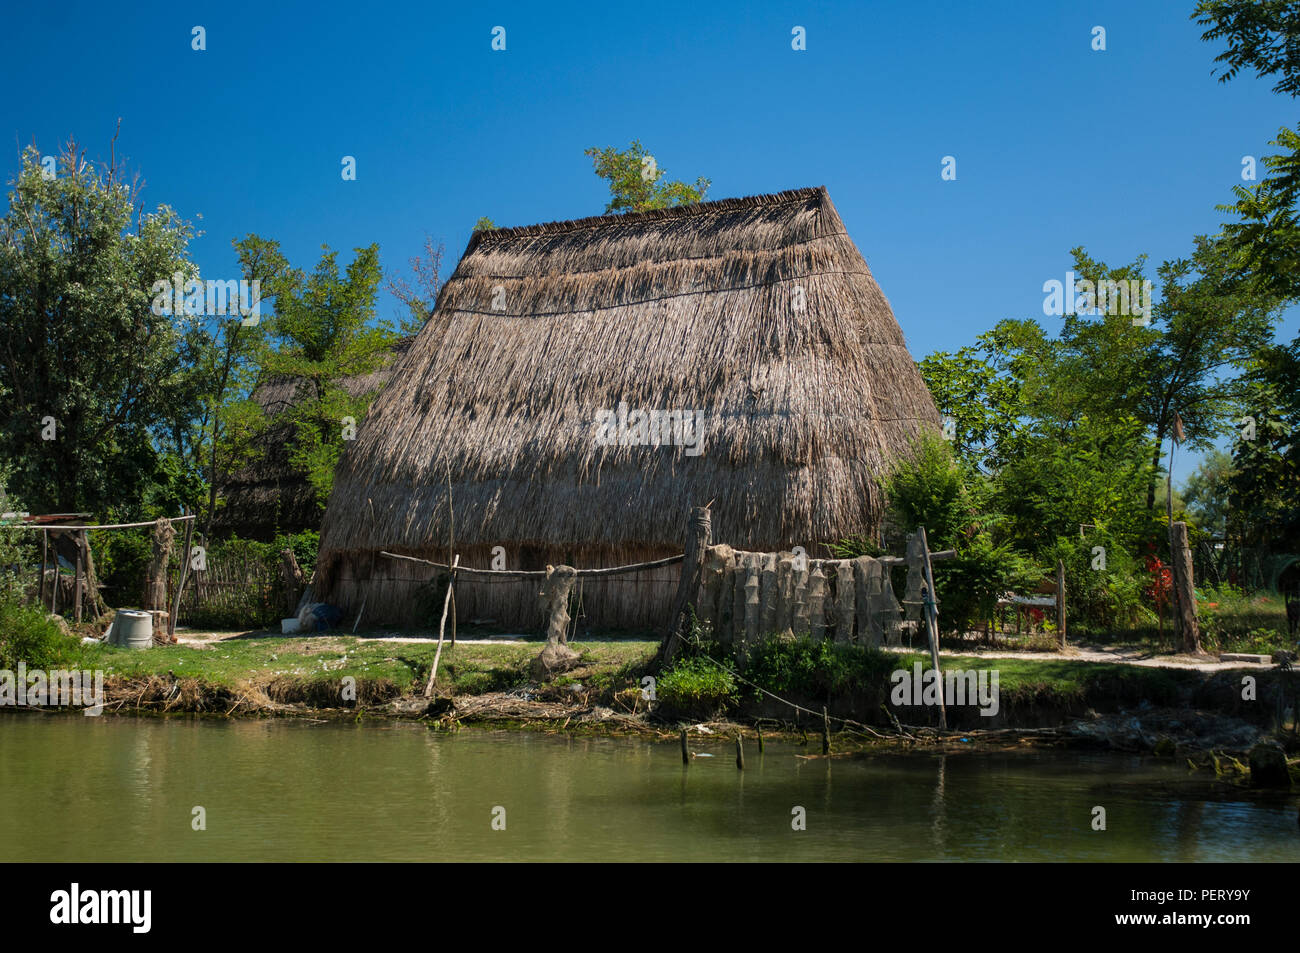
[76, 633, 658, 697]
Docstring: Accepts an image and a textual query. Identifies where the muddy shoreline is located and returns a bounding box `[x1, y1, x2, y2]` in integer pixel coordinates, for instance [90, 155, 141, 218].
[7, 671, 1285, 773]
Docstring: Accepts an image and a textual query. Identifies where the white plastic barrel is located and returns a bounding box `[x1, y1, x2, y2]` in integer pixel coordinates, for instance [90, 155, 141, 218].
[114, 610, 153, 650]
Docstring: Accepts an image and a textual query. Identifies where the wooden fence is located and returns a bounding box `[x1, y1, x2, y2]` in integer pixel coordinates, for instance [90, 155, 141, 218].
[166, 547, 284, 629]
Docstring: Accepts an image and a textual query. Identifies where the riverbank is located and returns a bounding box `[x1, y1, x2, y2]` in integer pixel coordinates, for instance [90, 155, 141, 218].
[18, 629, 1288, 773]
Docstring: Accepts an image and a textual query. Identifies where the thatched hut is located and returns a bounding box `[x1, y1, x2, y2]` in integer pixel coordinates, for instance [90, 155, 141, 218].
[314, 186, 940, 630]
[214, 338, 412, 540]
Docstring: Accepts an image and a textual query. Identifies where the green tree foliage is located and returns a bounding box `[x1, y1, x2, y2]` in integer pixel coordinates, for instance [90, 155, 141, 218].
[1226, 340, 1300, 550]
[1194, 0, 1300, 557]
[584, 140, 710, 214]
[881, 433, 1040, 634]
[0, 143, 198, 514]
[252, 241, 394, 505]
[1183, 448, 1235, 536]
[884, 431, 980, 550]
[1195, 0, 1300, 299]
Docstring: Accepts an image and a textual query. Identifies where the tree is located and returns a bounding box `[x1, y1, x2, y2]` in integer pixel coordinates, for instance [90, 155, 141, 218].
[186, 235, 282, 536]
[387, 234, 445, 333]
[1182, 448, 1235, 536]
[254, 242, 395, 505]
[1195, 0, 1300, 299]
[918, 319, 1047, 472]
[0, 141, 197, 515]
[1226, 339, 1300, 551]
[584, 140, 710, 214]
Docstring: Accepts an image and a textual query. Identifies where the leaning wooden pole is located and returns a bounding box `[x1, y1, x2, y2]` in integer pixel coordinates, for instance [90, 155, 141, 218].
[918, 527, 948, 730]
[168, 515, 196, 641]
[424, 554, 460, 697]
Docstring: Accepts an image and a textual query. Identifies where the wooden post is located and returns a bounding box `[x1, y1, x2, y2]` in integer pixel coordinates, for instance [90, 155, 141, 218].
[424, 555, 460, 696]
[280, 547, 305, 617]
[73, 533, 84, 624]
[660, 506, 711, 664]
[146, 518, 175, 613]
[1170, 521, 1201, 655]
[680, 728, 690, 764]
[51, 534, 59, 616]
[757, 726, 764, 754]
[169, 515, 196, 641]
[39, 530, 48, 610]
[735, 734, 744, 770]
[822, 706, 831, 754]
[1056, 559, 1067, 649]
[918, 527, 948, 730]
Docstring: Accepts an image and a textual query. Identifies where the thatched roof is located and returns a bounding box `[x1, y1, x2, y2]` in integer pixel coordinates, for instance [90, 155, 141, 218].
[317, 186, 939, 560]
[214, 338, 413, 539]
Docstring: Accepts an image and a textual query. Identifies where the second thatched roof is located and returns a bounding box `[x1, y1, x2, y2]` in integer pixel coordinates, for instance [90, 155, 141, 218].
[317, 186, 939, 561]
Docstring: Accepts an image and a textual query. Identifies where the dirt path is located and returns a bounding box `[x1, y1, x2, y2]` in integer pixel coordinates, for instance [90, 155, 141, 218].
[882, 642, 1270, 671]
[174, 628, 529, 647]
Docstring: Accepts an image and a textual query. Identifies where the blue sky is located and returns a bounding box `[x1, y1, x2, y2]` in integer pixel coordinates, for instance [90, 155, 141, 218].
[3, 0, 1295, 482]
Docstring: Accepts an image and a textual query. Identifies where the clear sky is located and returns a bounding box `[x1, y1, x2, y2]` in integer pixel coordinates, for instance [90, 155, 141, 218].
[4, 0, 1295, 481]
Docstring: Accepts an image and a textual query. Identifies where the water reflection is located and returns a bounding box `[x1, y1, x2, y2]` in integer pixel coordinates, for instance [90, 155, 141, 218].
[0, 716, 1295, 862]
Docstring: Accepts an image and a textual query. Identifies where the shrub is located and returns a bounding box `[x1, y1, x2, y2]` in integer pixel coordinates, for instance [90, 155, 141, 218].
[1044, 531, 1151, 634]
[743, 636, 897, 700]
[0, 599, 81, 669]
[884, 431, 977, 550]
[1199, 584, 1289, 653]
[937, 534, 1040, 634]
[96, 528, 152, 608]
[657, 656, 737, 712]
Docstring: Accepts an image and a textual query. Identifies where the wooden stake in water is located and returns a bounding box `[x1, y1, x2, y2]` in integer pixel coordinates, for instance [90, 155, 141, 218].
[735, 734, 744, 770]
[680, 729, 690, 764]
[757, 726, 764, 754]
[822, 706, 831, 755]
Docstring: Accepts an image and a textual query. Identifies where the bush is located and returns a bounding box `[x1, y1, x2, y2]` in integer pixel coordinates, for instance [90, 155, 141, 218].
[1045, 531, 1151, 635]
[743, 636, 897, 700]
[276, 530, 319, 579]
[0, 599, 80, 669]
[1199, 584, 1289, 653]
[657, 656, 737, 712]
[884, 431, 978, 550]
[96, 528, 152, 608]
[937, 534, 1040, 634]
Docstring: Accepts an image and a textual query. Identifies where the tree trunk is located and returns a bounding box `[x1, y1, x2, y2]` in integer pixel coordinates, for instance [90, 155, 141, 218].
[145, 518, 176, 611]
[1169, 521, 1201, 655]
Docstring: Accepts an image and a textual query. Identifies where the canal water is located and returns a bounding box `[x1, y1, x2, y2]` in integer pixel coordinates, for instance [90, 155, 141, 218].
[0, 715, 1295, 861]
